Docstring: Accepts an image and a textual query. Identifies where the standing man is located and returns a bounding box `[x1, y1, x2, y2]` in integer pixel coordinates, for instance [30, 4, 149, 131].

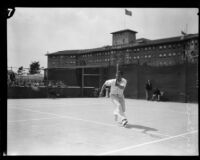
[99, 71, 128, 127]
[145, 80, 152, 100]
[9, 72, 16, 86]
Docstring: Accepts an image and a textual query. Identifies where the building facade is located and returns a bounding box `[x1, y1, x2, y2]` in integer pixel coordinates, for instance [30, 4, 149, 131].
[46, 29, 198, 102]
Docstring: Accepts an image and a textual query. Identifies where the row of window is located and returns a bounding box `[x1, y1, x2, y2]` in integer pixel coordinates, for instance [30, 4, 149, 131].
[159, 52, 181, 57]
[149, 61, 178, 66]
[51, 59, 196, 66]
[61, 55, 75, 58]
[52, 48, 197, 60]
[79, 49, 182, 58]
[51, 52, 182, 65]
[49, 45, 185, 59]
[51, 59, 185, 67]
[51, 46, 197, 60]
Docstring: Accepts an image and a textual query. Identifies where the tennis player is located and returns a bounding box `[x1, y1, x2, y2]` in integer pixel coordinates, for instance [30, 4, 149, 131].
[99, 71, 128, 127]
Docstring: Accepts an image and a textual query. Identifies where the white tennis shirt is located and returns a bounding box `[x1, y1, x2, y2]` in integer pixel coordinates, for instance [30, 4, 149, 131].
[104, 78, 127, 96]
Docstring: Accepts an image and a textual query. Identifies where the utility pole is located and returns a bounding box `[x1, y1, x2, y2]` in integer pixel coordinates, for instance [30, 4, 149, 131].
[81, 67, 84, 97]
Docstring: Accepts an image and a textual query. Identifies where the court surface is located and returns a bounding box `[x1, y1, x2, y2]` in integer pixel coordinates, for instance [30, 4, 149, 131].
[7, 98, 198, 155]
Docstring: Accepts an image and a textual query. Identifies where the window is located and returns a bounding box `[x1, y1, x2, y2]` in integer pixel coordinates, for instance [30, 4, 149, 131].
[173, 53, 176, 56]
[163, 53, 166, 57]
[172, 44, 176, 48]
[148, 55, 151, 58]
[159, 54, 163, 57]
[168, 53, 172, 56]
[159, 45, 163, 49]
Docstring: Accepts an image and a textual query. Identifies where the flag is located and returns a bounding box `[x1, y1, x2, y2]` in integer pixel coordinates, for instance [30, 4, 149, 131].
[181, 31, 187, 35]
[125, 9, 132, 16]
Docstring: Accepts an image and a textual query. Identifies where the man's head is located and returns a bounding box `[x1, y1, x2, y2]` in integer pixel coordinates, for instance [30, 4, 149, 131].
[116, 71, 123, 81]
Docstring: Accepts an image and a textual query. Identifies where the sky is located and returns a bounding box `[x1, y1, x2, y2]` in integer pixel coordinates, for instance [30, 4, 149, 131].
[7, 8, 199, 71]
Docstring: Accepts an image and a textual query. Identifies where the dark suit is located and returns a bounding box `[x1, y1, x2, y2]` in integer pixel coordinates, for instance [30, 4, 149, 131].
[145, 82, 152, 100]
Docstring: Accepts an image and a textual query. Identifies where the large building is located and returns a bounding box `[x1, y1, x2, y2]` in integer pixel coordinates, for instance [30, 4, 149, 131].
[45, 29, 198, 102]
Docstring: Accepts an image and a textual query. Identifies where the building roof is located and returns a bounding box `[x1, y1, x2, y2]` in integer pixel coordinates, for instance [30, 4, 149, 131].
[145, 34, 198, 45]
[46, 33, 198, 56]
[136, 38, 151, 43]
[46, 50, 79, 56]
[110, 29, 138, 34]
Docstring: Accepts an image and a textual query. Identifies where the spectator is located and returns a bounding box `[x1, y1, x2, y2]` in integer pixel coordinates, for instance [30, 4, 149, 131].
[9, 72, 16, 86]
[145, 80, 152, 100]
[10, 72, 15, 81]
[152, 88, 161, 101]
[7, 74, 11, 86]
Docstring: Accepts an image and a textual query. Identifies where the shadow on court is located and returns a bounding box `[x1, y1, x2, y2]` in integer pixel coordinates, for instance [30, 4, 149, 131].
[125, 123, 158, 133]
[125, 124, 166, 139]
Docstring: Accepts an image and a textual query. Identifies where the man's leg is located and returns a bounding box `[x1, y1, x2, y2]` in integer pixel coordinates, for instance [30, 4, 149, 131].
[110, 95, 119, 122]
[110, 95, 126, 123]
[120, 96, 126, 113]
[114, 95, 127, 126]
[119, 96, 128, 127]
[145, 90, 148, 100]
[157, 95, 160, 101]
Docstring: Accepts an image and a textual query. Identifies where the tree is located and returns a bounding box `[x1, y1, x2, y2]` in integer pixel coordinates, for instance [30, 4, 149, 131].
[17, 66, 23, 75]
[29, 61, 40, 74]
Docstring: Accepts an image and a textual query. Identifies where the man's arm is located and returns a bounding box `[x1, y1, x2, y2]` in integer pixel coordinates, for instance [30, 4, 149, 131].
[99, 83, 106, 97]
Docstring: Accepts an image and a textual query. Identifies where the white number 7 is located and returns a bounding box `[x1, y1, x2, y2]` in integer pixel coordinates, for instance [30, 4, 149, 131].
[8, 8, 13, 17]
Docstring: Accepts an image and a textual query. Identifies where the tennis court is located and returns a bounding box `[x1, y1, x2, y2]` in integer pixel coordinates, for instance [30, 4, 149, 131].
[7, 98, 198, 155]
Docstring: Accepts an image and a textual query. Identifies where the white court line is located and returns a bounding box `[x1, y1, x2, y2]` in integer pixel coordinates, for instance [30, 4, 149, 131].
[8, 106, 170, 138]
[98, 130, 198, 155]
[8, 117, 61, 123]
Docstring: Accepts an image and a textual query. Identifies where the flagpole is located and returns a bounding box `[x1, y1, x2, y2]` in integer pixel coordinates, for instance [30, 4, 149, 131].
[186, 24, 188, 34]
[124, 9, 126, 29]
